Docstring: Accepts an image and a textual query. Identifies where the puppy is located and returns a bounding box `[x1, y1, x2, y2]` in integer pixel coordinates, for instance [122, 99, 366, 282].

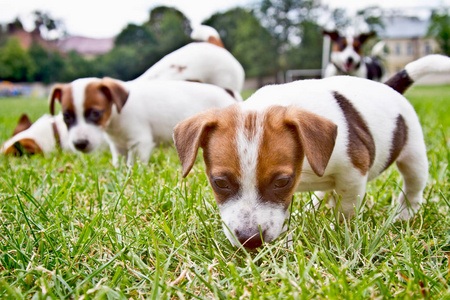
[323, 30, 385, 81]
[174, 55, 450, 249]
[1, 113, 69, 155]
[134, 26, 245, 92]
[49, 78, 241, 166]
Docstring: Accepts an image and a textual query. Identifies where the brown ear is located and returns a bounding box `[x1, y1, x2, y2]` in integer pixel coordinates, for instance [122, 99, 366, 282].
[13, 114, 33, 136]
[285, 107, 338, 177]
[323, 30, 340, 41]
[49, 84, 64, 115]
[100, 77, 129, 113]
[173, 109, 218, 177]
[357, 31, 376, 44]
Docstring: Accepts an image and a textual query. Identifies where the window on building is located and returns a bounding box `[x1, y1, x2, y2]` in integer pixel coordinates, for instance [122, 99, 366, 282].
[407, 42, 413, 56]
[395, 43, 401, 55]
[425, 41, 432, 54]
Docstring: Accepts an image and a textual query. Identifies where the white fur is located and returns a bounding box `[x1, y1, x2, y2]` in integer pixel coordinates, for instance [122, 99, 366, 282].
[134, 43, 245, 92]
[69, 79, 240, 166]
[191, 25, 221, 41]
[1, 113, 69, 154]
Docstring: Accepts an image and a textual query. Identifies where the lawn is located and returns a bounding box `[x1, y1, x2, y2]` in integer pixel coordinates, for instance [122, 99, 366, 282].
[0, 85, 449, 299]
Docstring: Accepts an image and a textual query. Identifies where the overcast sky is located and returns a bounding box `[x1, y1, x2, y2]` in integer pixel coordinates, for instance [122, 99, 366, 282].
[2, 0, 449, 38]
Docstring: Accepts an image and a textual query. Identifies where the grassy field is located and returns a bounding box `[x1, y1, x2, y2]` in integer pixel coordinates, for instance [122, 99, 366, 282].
[0, 85, 449, 299]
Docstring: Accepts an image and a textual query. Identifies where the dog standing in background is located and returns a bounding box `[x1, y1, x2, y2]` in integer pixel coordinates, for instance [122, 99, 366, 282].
[323, 30, 386, 81]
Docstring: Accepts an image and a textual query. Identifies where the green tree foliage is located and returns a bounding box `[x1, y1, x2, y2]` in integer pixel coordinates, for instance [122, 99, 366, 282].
[145, 6, 191, 56]
[205, 8, 278, 79]
[285, 20, 323, 70]
[0, 38, 36, 81]
[428, 8, 450, 55]
[115, 24, 156, 47]
[96, 46, 144, 81]
[62, 51, 98, 82]
[28, 43, 66, 83]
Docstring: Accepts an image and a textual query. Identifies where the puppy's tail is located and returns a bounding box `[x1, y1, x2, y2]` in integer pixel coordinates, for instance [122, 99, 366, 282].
[191, 25, 225, 48]
[385, 54, 450, 94]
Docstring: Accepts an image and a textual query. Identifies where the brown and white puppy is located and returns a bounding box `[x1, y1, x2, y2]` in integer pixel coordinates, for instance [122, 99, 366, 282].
[323, 30, 385, 81]
[174, 54, 450, 249]
[49, 77, 241, 166]
[1, 113, 69, 155]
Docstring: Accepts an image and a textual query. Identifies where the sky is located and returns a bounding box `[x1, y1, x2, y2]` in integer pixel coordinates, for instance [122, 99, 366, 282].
[1, 0, 449, 39]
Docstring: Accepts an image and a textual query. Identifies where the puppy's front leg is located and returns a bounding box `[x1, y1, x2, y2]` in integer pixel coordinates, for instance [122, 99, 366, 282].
[127, 131, 155, 166]
[333, 175, 368, 220]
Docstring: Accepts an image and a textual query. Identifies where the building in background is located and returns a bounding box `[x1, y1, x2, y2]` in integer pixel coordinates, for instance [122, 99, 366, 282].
[379, 16, 440, 75]
[57, 36, 115, 59]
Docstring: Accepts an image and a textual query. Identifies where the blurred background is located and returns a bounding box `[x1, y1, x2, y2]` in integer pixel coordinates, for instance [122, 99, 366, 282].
[0, 0, 449, 96]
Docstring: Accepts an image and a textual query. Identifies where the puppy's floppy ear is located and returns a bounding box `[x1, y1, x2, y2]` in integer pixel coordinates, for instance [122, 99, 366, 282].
[285, 107, 337, 177]
[100, 77, 129, 113]
[49, 84, 64, 115]
[357, 31, 376, 44]
[323, 30, 340, 41]
[173, 109, 218, 177]
[12, 114, 33, 136]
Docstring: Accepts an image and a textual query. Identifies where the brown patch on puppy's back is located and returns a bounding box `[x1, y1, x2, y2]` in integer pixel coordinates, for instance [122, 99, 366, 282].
[207, 36, 225, 48]
[382, 115, 408, 172]
[333, 91, 375, 175]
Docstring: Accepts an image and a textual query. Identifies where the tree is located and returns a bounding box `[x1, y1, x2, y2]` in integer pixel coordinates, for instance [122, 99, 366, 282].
[285, 20, 323, 70]
[257, 0, 321, 70]
[145, 6, 191, 55]
[428, 8, 450, 55]
[205, 8, 278, 80]
[29, 43, 66, 83]
[32, 10, 64, 40]
[0, 38, 36, 82]
[115, 24, 156, 48]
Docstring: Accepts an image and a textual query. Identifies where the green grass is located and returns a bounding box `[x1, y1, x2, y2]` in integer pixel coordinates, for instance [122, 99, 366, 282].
[0, 85, 449, 299]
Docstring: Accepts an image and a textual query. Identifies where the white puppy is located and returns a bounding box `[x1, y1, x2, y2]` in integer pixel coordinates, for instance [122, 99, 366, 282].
[174, 55, 450, 249]
[134, 25, 245, 92]
[1, 113, 69, 155]
[49, 78, 241, 165]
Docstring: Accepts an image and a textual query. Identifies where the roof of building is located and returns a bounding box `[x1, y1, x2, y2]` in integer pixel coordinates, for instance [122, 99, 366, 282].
[379, 16, 430, 39]
[57, 36, 115, 55]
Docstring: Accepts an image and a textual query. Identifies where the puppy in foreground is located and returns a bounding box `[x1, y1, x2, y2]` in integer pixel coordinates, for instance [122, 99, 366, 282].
[174, 55, 450, 249]
[49, 78, 241, 165]
[1, 113, 69, 155]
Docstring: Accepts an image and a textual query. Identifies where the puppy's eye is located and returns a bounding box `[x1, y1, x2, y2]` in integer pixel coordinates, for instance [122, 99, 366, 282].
[214, 178, 230, 189]
[273, 176, 291, 188]
[85, 109, 103, 123]
[63, 111, 75, 126]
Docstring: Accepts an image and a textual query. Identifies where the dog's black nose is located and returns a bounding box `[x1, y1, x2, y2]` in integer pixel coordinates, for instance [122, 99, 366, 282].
[347, 57, 354, 65]
[73, 139, 89, 151]
[235, 229, 264, 249]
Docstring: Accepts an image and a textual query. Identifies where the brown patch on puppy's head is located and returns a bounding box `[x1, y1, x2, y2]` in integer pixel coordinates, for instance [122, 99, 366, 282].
[4, 138, 42, 156]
